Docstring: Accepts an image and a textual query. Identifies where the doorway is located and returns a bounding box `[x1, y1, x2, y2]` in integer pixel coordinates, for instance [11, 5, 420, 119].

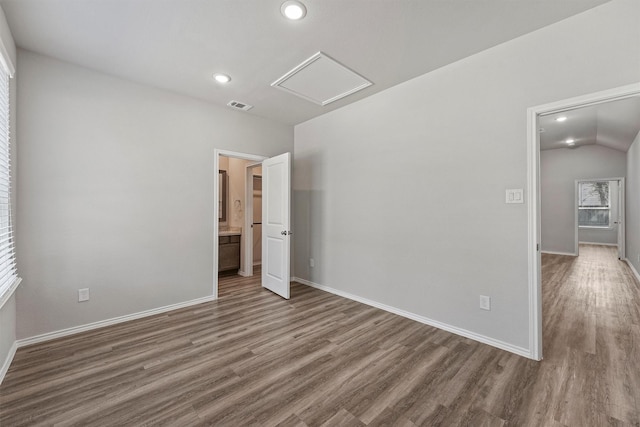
[574, 178, 625, 259]
[214, 150, 267, 299]
[243, 163, 263, 278]
[214, 149, 292, 300]
[527, 82, 640, 360]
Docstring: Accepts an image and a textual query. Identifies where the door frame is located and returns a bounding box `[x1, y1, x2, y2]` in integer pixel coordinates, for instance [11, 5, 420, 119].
[526, 82, 640, 361]
[573, 178, 625, 257]
[618, 179, 626, 260]
[214, 149, 268, 299]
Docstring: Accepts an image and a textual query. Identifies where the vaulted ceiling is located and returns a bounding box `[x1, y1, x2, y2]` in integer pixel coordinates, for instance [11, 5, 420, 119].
[539, 96, 640, 152]
[0, 0, 609, 125]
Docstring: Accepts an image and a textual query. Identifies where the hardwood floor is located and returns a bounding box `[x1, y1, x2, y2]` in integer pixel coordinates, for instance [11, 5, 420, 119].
[1, 245, 639, 426]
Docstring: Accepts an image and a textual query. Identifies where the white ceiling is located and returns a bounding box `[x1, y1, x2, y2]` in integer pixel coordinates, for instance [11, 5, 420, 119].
[0, 0, 609, 125]
[539, 96, 640, 152]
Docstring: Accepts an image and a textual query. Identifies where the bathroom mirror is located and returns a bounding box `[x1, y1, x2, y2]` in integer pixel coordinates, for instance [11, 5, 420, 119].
[219, 170, 227, 222]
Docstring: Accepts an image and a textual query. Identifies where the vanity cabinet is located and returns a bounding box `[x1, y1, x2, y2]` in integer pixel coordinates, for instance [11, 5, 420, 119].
[219, 235, 240, 272]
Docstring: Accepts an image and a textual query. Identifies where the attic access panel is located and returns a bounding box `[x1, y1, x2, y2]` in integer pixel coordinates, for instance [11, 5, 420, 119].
[271, 52, 372, 106]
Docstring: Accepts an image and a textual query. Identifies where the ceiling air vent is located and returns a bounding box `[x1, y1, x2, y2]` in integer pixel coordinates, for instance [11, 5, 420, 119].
[227, 100, 253, 111]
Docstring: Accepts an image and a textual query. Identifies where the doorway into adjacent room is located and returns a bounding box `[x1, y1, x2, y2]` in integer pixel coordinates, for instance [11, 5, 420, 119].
[244, 164, 263, 278]
[214, 149, 292, 301]
[527, 83, 640, 361]
[574, 178, 625, 259]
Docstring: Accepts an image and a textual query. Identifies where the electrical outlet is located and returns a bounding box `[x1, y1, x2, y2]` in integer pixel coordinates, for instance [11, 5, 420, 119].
[78, 288, 90, 302]
[637, 253, 640, 263]
[480, 295, 491, 311]
[309, 258, 315, 268]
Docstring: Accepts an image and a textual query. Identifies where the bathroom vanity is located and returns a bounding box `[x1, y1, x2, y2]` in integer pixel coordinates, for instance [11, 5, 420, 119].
[219, 228, 241, 273]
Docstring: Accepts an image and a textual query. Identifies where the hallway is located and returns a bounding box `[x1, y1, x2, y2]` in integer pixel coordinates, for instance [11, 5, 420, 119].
[540, 244, 640, 424]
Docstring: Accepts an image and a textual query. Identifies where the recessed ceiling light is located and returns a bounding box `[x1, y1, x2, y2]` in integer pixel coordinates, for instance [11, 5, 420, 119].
[214, 73, 231, 84]
[556, 116, 567, 122]
[281, 1, 307, 20]
[565, 138, 575, 144]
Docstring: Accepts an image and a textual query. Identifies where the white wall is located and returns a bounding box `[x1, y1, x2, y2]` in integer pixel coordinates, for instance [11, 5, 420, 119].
[293, 0, 640, 351]
[541, 146, 626, 253]
[252, 168, 262, 265]
[228, 156, 252, 271]
[228, 157, 251, 229]
[627, 131, 640, 275]
[0, 4, 17, 382]
[218, 155, 251, 230]
[15, 50, 292, 339]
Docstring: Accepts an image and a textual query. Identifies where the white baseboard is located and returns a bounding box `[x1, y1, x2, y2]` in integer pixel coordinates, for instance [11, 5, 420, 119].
[0, 340, 17, 385]
[578, 241, 618, 247]
[626, 259, 640, 283]
[541, 250, 577, 256]
[292, 277, 532, 359]
[16, 295, 217, 348]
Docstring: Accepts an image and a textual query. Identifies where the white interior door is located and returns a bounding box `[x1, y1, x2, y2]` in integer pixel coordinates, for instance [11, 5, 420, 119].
[262, 152, 291, 299]
[617, 179, 625, 260]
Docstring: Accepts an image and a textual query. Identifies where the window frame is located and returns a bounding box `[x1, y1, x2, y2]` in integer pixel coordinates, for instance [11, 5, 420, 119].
[0, 40, 18, 310]
[577, 181, 611, 229]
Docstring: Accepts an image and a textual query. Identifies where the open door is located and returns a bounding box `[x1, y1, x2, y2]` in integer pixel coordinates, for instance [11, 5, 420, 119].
[262, 152, 291, 299]
[617, 179, 625, 260]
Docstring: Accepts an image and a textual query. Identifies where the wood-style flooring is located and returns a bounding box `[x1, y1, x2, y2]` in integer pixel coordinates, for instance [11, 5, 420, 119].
[1, 245, 639, 426]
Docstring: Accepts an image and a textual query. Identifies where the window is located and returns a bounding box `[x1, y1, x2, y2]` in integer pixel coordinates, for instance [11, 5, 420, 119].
[0, 52, 17, 305]
[578, 181, 610, 228]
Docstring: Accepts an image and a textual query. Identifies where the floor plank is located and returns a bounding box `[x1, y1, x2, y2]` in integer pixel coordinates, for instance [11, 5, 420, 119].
[1, 245, 639, 425]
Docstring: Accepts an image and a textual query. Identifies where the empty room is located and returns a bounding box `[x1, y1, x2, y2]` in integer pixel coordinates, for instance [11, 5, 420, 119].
[0, 0, 639, 425]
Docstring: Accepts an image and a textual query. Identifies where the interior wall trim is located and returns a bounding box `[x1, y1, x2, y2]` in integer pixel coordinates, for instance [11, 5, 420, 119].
[626, 259, 640, 283]
[541, 250, 577, 256]
[292, 277, 532, 359]
[577, 242, 618, 247]
[15, 295, 217, 349]
[0, 340, 17, 385]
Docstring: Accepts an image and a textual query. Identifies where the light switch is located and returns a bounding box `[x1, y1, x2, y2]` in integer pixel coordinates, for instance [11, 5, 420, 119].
[505, 189, 524, 204]
[480, 295, 491, 311]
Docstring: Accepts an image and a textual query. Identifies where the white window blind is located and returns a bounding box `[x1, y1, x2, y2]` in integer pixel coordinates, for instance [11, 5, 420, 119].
[0, 63, 16, 300]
